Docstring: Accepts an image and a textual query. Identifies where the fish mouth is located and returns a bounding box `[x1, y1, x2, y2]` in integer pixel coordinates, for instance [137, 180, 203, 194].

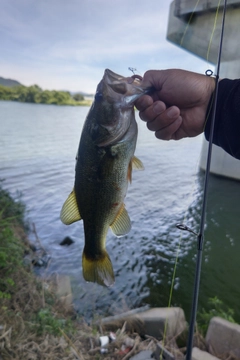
[95, 69, 148, 106]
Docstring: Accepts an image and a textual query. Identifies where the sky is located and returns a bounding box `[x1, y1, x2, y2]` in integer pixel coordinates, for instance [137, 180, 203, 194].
[1, 0, 214, 93]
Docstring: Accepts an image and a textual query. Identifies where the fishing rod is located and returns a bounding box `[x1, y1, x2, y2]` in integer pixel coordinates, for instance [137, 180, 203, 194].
[182, 1, 228, 359]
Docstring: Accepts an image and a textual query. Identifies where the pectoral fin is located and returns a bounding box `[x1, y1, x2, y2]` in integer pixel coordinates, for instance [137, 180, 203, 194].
[110, 204, 131, 236]
[128, 156, 144, 182]
[132, 156, 144, 170]
[60, 189, 81, 225]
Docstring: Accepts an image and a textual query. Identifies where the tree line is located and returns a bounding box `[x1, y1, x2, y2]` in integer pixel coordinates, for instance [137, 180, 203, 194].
[0, 84, 87, 106]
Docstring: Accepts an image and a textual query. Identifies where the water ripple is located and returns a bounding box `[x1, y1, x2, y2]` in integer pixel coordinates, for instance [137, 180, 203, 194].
[1, 101, 240, 322]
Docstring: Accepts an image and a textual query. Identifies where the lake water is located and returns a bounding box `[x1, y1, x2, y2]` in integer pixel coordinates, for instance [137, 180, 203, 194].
[1, 100, 240, 322]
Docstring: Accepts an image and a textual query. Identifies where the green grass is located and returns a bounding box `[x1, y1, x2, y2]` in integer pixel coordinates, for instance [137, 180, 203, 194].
[0, 182, 26, 227]
[0, 183, 26, 299]
[34, 307, 75, 336]
[197, 296, 235, 335]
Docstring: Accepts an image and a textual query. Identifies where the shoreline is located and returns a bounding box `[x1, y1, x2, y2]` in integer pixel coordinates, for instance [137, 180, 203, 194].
[0, 98, 93, 107]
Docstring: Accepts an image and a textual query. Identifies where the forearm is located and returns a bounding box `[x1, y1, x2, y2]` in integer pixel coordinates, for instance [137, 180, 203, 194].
[204, 78, 240, 160]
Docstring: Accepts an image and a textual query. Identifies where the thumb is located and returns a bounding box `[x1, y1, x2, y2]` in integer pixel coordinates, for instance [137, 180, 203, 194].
[140, 70, 168, 91]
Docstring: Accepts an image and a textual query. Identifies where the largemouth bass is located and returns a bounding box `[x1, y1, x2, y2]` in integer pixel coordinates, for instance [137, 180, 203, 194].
[60, 69, 146, 287]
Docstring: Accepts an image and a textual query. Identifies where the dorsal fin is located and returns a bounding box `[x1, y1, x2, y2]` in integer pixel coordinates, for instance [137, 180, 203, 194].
[60, 189, 81, 225]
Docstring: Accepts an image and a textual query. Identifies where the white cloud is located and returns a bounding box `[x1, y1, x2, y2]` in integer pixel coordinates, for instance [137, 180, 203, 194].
[0, 0, 214, 93]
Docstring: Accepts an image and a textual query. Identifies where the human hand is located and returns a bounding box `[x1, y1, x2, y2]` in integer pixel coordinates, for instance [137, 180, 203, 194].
[135, 69, 215, 140]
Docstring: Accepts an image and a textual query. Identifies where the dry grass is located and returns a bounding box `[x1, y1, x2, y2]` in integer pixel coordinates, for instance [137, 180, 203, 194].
[0, 224, 158, 360]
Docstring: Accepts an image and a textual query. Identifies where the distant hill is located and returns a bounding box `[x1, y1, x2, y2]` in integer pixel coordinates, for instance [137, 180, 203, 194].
[0, 76, 23, 87]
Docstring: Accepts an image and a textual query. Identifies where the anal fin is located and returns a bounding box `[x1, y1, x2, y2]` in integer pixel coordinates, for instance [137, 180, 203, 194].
[60, 189, 81, 225]
[110, 204, 131, 237]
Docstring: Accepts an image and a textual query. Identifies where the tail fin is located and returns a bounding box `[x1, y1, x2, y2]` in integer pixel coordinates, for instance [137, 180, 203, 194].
[82, 250, 115, 287]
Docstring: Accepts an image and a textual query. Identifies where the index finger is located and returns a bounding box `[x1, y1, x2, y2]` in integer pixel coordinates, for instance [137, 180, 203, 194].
[135, 94, 153, 112]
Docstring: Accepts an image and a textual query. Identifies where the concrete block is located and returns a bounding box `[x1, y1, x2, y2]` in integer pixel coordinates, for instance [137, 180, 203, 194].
[200, 138, 240, 180]
[138, 307, 187, 339]
[167, 0, 240, 63]
[100, 307, 148, 336]
[56, 275, 72, 305]
[192, 347, 220, 360]
[206, 317, 240, 358]
[101, 307, 187, 339]
[153, 342, 176, 360]
[129, 350, 152, 360]
[49, 274, 73, 306]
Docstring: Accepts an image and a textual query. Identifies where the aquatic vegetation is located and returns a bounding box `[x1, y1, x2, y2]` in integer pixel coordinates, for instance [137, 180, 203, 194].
[197, 296, 235, 335]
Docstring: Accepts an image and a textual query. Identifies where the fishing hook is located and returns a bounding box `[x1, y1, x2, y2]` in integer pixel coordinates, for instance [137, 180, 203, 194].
[128, 67, 143, 82]
[126, 74, 143, 84]
[131, 74, 143, 81]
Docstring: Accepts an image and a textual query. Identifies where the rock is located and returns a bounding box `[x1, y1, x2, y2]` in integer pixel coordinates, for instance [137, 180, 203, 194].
[32, 258, 44, 266]
[206, 317, 240, 359]
[129, 350, 152, 360]
[32, 254, 51, 267]
[59, 236, 74, 246]
[28, 241, 37, 252]
[192, 347, 220, 360]
[101, 307, 187, 339]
